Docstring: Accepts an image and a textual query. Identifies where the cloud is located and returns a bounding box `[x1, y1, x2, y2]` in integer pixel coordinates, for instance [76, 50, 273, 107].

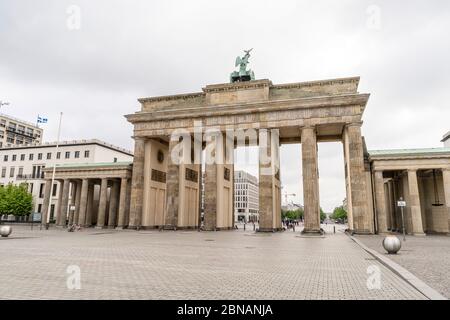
[1, 0, 449, 211]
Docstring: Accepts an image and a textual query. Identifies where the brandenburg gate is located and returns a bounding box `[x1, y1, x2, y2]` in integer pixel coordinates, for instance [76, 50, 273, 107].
[125, 76, 375, 234]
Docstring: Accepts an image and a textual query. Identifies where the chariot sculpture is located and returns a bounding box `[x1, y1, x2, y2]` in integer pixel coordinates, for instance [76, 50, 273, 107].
[230, 49, 255, 83]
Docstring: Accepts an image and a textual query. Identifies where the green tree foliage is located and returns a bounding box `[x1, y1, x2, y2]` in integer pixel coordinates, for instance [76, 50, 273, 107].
[0, 184, 33, 216]
[320, 208, 327, 222]
[330, 206, 347, 222]
[281, 208, 304, 220]
[282, 208, 327, 222]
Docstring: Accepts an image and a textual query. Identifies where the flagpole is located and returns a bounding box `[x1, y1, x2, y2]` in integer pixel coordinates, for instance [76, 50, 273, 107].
[45, 112, 63, 228]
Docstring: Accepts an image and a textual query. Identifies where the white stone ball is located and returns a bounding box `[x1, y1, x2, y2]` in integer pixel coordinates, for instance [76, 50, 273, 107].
[0, 225, 12, 237]
[382, 235, 401, 254]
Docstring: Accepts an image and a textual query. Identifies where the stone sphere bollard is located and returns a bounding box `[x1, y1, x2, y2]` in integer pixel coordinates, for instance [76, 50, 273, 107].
[0, 225, 12, 237]
[382, 235, 401, 254]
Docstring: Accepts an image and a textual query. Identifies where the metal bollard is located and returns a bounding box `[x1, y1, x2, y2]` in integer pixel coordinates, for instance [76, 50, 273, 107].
[253, 223, 255, 231]
[334, 226, 336, 234]
[244, 223, 246, 231]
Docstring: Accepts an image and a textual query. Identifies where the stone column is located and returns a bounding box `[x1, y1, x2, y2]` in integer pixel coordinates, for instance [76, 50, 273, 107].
[387, 180, 396, 230]
[390, 179, 398, 231]
[441, 169, 450, 234]
[77, 179, 89, 226]
[128, 137, 145, 229]
[68, 182, 77, 225]
[407, 169, 425, 235]
[374, 171, 388, 233]
[116, 178, 129, 229]
[125, 179, 132, 227]
[57, 179, 70, 226]
[85, 183, 95, 227]
[165, 137, 181, 229]
[54, 180, 64, 226]
[346, 123, 372, 234]
[108, 180, 120, 228]
[258, 129, 282, 232]
[301, 127, 321, 234]
[40, 179, 53, 227]
[73, 181, 82, 224]
[96, 178, 109, 228]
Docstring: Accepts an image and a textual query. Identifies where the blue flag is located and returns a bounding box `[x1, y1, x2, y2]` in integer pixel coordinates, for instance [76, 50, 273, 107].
[37, 116, 48, 124]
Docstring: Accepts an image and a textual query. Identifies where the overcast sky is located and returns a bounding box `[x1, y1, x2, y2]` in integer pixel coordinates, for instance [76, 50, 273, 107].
[1, 0, 449, 212]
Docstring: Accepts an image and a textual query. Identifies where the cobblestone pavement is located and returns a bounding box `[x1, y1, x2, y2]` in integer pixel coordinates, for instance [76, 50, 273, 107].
[355, 234, 450, 298]
[0, 224, 426, 300]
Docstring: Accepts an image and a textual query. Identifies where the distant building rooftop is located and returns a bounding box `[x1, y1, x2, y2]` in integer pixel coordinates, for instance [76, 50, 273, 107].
[0, 138, 133, 156]
[369, 147, 450, 158]
[51, 162, 133, 169]
[0, 113, 41, 129]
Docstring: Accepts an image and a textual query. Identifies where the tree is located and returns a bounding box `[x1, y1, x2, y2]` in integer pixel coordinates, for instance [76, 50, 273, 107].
[0, 184, 33, 216]
[330, 206, 347, 222]
[281, 208, 304, 220]
[320, 208, 327, 222]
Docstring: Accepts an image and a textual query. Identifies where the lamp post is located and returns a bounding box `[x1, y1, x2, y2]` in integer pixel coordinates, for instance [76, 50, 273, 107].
[397, 197, 406, 241]
[45, 112, 63, 228]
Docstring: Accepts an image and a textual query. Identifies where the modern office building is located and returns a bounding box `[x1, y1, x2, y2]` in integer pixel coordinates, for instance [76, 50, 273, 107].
[0, 139, 133, 219]
[234, 170, 259, 222]
[0, 113, 43, 148]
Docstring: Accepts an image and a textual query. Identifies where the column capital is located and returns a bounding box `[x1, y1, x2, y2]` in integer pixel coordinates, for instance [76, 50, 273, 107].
[301, 125, 316, 131]
[345, 121, 363, 129]
[407, 168, 418, 173]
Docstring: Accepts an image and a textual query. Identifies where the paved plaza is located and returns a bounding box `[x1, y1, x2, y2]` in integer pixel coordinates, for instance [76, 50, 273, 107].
[355, 234, 450, 299]
[0, 224, 427, 300]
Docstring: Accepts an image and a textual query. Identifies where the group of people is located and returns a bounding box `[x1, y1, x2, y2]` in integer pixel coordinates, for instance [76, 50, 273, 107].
[67, 224, 82, 232]
[283, 219, 302, 230]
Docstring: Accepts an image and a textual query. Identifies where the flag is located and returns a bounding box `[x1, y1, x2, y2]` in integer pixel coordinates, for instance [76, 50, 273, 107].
[37, 116, 48, 124]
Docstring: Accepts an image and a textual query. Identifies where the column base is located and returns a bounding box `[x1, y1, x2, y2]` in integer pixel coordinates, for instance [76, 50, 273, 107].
[115, 226, 125, 230]
[351, 229, 374, 235]
[95, 226, 107, 229]
[257, 228, 283, 232]
[412, 232, 426, 236]
[301, 228, 323, 236]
